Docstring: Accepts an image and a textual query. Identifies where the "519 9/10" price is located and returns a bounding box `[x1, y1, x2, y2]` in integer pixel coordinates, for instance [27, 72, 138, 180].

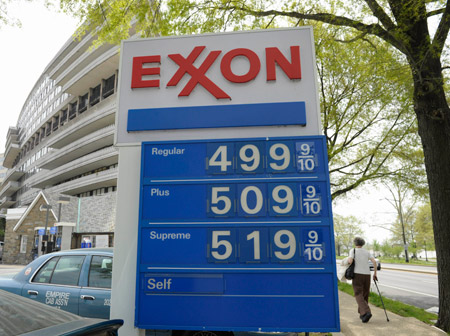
[207, 228, 325, 263]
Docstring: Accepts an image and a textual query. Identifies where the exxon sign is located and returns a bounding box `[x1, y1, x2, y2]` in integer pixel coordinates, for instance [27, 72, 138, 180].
[115, 28, 321, 145]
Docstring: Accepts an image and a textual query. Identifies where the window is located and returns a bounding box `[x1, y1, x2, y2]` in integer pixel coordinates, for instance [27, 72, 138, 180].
[78, 93, 88, 113]
[32, 255, 85, 286]
[90, 84, 101, 106]
[46, 122, 52, 136]
[102, 74, 116, 98]
[88, 256, 112, 289]
[60, 109, 68, 125]
[53, 116, 59, 131]
[33, 257, 59, 283]
[69, 102, 77, 119]
[20, 235, 28, 254]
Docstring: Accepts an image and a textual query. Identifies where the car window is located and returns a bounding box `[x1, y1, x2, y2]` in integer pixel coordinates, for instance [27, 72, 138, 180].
[32, 256, 85, 286]
[33, 257, 59, 283]
[88, 255, 112, 289]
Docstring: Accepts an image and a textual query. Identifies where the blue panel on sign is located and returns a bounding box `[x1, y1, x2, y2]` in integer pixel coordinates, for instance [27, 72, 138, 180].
[137, 273, 338, 331]
[136, 136, 340, 333]
[140, 228, 206, 265]
[141, 185, 206, 220]
[144, 143, 205, 178]
[143, 274, 224, 294]
[128, 102, 306, 131]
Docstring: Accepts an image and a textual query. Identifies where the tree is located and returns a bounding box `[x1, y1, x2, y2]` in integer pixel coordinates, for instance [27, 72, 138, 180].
[333, 214, 364, 256]
[371, 239, 381, 256]
[380, 239, 393, 257]
[415, 202, 435, 256]
[384, 181, 419, 261]
[55, 0, 450, 331]
[0, 216, 5, 241]
[0, 0, 31, 28]
[314, 24, 423, 199]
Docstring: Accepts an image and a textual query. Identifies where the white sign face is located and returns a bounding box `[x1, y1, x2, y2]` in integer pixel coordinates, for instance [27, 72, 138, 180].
[115, 28, 321, 145]
[95, 235, 109, 248]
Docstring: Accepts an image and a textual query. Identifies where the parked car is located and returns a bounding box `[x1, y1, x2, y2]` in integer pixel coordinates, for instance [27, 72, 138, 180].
[369, 258, 381, 270]
[0, 248, 300, 336]
[0, 288, 122, 335]
[0, 248, 113, 319]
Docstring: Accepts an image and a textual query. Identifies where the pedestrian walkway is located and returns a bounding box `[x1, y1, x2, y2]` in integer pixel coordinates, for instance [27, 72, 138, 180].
[337, 290, 446, 335]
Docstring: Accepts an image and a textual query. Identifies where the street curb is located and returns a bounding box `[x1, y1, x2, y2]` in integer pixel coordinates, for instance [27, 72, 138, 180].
[381, 266, 437, 275]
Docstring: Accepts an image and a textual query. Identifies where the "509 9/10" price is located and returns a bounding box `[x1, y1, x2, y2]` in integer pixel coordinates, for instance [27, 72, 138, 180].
[207, 184, 323, 217]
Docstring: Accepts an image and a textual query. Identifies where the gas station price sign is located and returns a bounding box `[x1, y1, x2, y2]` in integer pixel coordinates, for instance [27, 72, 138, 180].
[135, 136, 340, 332]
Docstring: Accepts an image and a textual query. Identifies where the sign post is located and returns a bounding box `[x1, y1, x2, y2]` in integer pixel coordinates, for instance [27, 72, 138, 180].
[112, 28, 340, 335]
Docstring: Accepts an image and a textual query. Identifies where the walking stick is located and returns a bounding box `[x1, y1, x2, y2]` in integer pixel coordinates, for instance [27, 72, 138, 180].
[373, 278, 390, 322]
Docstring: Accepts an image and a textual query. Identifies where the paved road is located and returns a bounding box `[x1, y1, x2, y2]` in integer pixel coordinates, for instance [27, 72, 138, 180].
[374, 268, 438, 310]
[0, 265, 24, 276]
[337, 261, 439, 311]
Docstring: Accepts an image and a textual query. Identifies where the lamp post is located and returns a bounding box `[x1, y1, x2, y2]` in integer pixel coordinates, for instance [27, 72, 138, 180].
[39, 204, 52, 254]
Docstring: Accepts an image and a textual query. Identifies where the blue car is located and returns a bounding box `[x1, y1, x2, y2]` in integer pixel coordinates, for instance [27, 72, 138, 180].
[0, 248, 113, 319]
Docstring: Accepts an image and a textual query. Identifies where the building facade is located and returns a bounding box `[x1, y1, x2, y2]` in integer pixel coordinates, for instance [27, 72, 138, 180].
[0, 153, 6, 184]
[0, 31, 120, 264]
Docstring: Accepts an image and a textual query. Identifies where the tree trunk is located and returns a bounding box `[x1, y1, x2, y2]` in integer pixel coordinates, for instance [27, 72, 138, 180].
[413, 54, 450, 331]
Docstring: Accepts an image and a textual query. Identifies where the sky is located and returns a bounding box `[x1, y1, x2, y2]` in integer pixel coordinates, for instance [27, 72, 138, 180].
[0, 1, 398, 244]
[0, 1, 79, 151]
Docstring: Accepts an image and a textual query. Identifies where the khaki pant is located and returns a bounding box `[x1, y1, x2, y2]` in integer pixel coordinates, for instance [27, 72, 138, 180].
[352, 273, 371, 316]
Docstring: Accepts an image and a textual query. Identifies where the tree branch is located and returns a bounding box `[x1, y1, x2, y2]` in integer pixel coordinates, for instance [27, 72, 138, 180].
[222, 5, 409, 54]
[363, 0, 396, 30]
[432, 0, 450, 56]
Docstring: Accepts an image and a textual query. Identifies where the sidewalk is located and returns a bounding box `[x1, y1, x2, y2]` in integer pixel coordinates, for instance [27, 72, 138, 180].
[337, 289, 445, 336]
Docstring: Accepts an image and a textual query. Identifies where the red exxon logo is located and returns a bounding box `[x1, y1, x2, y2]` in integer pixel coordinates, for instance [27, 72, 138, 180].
[131, 46, 301, 99]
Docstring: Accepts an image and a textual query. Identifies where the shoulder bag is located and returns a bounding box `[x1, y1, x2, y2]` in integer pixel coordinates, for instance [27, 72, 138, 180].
[345, 248, 356, 280]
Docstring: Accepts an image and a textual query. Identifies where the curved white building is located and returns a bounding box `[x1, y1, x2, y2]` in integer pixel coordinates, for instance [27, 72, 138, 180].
[0, 32, 120, 264]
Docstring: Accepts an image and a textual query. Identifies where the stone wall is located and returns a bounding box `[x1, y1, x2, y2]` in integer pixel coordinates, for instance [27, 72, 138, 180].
[3, 196, 56, 265]
[78, 192, 117, 232]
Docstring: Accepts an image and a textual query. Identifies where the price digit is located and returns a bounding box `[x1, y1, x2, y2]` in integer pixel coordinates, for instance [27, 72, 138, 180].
[208, 144, 233, 174]
[239, 185, 265, 216]
[273, 230, 297, 260]
[239, 144, 261, 172]
[247, 231, 261, 260]
[209, 186, 234, 217]
[269, 143, 290, 171]
[209, 230, 236, 262]
[271, 185, 294, 214]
